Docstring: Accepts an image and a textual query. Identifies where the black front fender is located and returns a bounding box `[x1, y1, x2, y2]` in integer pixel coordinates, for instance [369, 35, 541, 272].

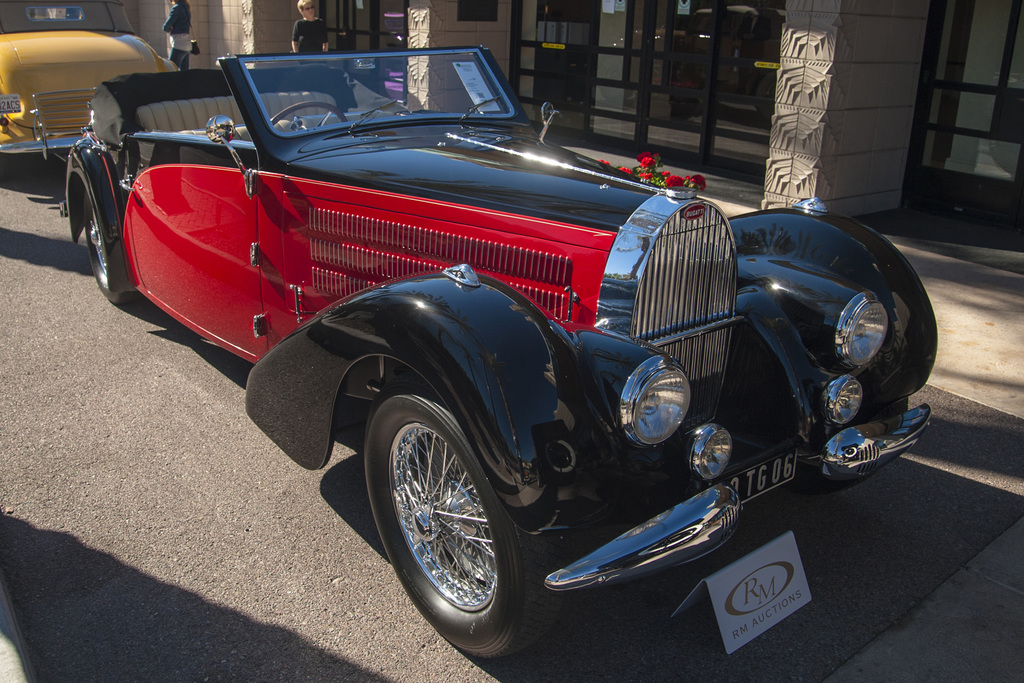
[722, 209, 938, 450]
[246, 273, 671, 531]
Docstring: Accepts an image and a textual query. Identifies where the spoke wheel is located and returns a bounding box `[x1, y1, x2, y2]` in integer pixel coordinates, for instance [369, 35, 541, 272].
[390, 422, 496, 610]
[365, 381, 563, 657]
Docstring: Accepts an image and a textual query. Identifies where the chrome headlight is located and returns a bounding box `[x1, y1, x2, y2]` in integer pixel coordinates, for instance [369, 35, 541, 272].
[836, 293, 888, 367]
[823, 374, 863, 424]
[690, 424, 733, 480]
[620, 357, 691, 445]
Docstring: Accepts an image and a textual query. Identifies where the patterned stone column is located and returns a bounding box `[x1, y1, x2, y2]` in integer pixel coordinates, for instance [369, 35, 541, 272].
[763, 0, 930, 216]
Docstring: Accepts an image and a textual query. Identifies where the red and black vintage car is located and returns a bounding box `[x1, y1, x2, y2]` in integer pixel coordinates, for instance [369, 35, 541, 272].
[64, 47, 936, 656]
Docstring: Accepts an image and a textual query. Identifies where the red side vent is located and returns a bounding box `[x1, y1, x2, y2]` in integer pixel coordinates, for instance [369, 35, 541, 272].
[307, 207, 574, 318]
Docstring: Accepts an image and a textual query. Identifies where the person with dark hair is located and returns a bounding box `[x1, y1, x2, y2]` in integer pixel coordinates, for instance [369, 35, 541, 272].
[163, 0, 192, 70]
[292, 0, 328, 53]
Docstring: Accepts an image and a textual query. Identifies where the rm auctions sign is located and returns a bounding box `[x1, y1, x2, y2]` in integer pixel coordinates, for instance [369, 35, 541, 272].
[674, 531, 812, 653]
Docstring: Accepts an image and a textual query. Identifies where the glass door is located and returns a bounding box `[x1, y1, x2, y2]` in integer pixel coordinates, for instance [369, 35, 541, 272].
[323, 0, 406, 51]
[907, 0, 1024, 225]
[514, 0, 783, 175]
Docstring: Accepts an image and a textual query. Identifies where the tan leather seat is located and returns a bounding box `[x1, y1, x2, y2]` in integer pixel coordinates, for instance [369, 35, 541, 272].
[135, 92, 337, 132]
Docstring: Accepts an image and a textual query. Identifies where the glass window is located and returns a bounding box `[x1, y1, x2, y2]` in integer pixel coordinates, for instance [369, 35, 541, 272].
[928, 90, 996, 131]
[598, 0, 628, 48]
[520, 75, 535, 98]
[650, 91, 704, 125]
[1009, 4, 1024, 89]
[719, 1, 785, 60]
[711, 133, 769, 166]
[597, 54, 623, 81]
[923, 131, 1019, 180]
[648, 125, 701, 153]
[655, 0, 715, 56]
[521, 47, 536, 70]
[936, 0, 1012, 85]
[592, 115, 636, 141]
[662, 60, 707, 89]
[594, 86, 636, 114]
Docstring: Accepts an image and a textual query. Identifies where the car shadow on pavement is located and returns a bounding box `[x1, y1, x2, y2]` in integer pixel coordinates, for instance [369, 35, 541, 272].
[0, 225, 92, 278]
[109, 297, 254, 390]
[319, 427, 389, 562]
[0, 514, 391, 681]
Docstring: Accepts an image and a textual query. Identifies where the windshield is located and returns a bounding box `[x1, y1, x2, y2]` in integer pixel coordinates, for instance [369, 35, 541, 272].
[238, 49, 517, 137]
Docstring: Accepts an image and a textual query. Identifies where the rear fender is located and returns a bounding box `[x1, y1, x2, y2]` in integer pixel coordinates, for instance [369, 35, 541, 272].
[66, 137, 124, 245]
[66, 137, 136, 297]
[246, 272, 669, 530]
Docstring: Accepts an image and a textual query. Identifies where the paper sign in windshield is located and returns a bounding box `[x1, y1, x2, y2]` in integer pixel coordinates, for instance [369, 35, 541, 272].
[452, 61, 502, 111]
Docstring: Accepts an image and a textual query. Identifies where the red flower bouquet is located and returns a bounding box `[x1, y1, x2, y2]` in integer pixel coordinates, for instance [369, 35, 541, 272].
[602, 152, 707, 191]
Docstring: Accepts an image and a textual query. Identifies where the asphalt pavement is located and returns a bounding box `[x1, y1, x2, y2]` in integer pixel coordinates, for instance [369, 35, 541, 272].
[2, 151, 1023, 681]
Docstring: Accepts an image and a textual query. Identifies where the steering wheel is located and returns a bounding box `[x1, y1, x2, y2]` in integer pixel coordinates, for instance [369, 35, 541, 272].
[270, 101, 346, 127]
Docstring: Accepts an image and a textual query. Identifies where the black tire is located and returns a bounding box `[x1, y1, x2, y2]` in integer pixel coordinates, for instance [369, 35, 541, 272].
[81, 189, 138, 305]
[364, 381, 563, 657]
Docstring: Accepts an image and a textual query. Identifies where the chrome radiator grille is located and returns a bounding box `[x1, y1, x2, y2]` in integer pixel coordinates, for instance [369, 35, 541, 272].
[630, 203, 736, 341]
[597, 197, 737, 431]
[636, 201, 736, 430]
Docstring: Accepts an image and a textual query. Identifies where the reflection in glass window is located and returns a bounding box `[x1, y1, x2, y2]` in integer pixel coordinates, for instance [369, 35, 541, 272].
[923, 131, 1018, 181]
[1010, 5, 1024, 89]
[26, 6, 84, 21]
[936, 0, 1011, 86]
[928, 90, 995, 131]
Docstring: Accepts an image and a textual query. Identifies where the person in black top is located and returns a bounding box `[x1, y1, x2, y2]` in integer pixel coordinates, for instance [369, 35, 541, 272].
[292, 0, 328, 53]
[163, 0, 192, 70]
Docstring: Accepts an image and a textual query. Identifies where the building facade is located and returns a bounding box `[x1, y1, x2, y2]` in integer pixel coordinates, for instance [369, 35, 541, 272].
[124, 0, 1024, 227]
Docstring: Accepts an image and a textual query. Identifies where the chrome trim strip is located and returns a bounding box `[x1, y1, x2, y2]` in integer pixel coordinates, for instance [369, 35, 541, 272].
[132, 131, 258, 149]
[544, 483, 740, 590]
[650, 316, 741, 348]
[444, 132, 697, 199]
[817, 404, 931, 480]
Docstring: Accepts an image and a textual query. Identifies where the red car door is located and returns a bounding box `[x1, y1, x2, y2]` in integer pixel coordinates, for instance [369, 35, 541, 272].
[125, 164, 268, 361]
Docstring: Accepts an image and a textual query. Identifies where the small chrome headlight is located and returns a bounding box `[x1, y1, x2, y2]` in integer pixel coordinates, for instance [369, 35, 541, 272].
[823, 374, 863, 424]
[620, 357, 691, 445]
[690, 424, 733, 480]
[836, 293, 888, 367]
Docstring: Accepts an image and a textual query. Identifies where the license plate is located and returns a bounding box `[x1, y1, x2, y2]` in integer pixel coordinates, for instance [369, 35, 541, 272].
[0, 94, 21, 114]
[727, 452, 796, 502]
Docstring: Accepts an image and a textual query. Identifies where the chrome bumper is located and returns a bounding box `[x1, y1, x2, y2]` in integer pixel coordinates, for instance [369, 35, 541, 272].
[819, 404, 931, 480]
[544, 483, 740, 590]
[0, 135, 80, 157]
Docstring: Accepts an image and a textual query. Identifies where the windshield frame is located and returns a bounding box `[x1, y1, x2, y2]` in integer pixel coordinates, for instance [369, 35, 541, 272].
[234, 47, 526, 140]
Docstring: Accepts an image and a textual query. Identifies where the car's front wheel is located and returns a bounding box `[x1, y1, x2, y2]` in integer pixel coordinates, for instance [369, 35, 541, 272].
[364, 381, 562, 657]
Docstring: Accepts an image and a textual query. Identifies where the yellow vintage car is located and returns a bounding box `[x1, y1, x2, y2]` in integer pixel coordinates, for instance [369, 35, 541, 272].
[0, 0, 174, 176]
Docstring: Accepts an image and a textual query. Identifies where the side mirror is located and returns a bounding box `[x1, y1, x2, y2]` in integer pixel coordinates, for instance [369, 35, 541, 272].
[206, 115, 236, 144]
[205, 115, 256, 198]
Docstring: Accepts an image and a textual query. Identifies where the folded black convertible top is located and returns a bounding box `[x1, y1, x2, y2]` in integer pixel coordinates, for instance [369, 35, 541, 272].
[90, 69, 230, 146]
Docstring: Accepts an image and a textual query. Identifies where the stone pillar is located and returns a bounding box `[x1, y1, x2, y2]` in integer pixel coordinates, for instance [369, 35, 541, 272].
[409, 0, 513, 76]
[763, 0, 930, 216]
